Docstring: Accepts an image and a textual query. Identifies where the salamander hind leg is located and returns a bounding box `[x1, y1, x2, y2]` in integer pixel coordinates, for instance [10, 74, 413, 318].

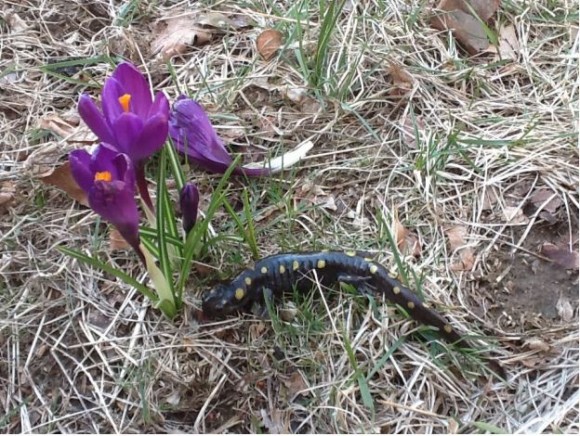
[250, 287, 276, 319]
[337, 273, 376, 297]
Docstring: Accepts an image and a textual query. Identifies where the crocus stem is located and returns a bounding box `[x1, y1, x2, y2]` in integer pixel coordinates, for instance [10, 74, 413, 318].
[117, 224, 146, 266]
[135, 163, 155, 215]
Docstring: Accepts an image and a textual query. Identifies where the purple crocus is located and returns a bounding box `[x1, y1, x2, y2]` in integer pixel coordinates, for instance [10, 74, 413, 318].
[168, 96, 271, 177]
[69, 143, 144, 264]
[78, 62, 170, 211]
[179, 182, 199, 234]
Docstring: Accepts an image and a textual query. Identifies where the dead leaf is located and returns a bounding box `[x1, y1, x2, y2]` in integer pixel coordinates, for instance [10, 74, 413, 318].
[394, 219, 421, 257]
[523, 337, 551, 353]
[151, 16, 212, 61]
[450, 247, 475, 271]
[530, 188, 563, 214]
[0, 182, 16, 212]
[388, 62, 414, 98]
[40, 115, 81, 135]
[430, 0, 501, 55]
[195, 12, 234, 30]
[481, 188, 500, 211]
[497, 24, 520, 60]
[556, 295, 574, 322]
[283, 371, 308, 399]
[541, 243, 579, 270]
[399, 115, 426, 150]
[502, 206, 529, 224]
[445, 225, 467, 251]
[256, 29, 283, 61]
[109, 228, 131, 251]
[39, 161, 88, 206]
[446, 226, 475, 271]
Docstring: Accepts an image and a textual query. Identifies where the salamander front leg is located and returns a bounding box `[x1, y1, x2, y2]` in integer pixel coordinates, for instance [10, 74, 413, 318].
[337, 273, 376, 297]
[250, 287, 275, 319]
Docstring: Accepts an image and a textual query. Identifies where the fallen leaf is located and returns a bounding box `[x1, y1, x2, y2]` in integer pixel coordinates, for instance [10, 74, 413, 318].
[430, 0, 501, 55]
[0, 182, 16, 212]
[446, 226, 475, 271]
[256, 29, 283, 61]
[497, 24, 520, 60]
[388, 62, 414, 98]
[109, 228, 131, 251]
[541, 243, 579, 270]
[481, 188, 500, 211]
[523, 337, 551, 353]
[39, 161, 88, 206]
[40, 115, 81, 136]
[556, 295, 574, 322]
[283, 371, 308, 399]
[398, 115, 426, 150]
[530, 188, 563, 214]
[450, 247, 475, 271]
[394, 219, 421, 257]
[445, 225, 467, 251]
[195, 12, 234, 30]
[151, 16, 212, 61]
[502, 206, 529, 224]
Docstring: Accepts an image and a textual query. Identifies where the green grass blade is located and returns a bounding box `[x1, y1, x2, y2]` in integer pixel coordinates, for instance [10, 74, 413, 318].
[155, 148, 175, 302]
[58, 246, 157, 302]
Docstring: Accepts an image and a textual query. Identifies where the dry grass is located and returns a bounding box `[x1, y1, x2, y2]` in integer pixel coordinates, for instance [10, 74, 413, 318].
[1, 0, 578, 433]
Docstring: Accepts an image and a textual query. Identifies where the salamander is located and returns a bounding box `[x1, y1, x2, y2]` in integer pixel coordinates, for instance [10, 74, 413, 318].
[202, 250, 468, 346]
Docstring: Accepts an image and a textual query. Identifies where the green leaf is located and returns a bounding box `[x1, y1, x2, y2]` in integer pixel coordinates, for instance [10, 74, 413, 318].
[58, 245, 158, 302]
[141, 244, 176, 319]
[472, 421, 507, 434]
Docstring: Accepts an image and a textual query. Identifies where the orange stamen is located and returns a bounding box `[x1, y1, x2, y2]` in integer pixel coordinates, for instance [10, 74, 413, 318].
[94, 171, 112, 182]
[118, 93, 131, 112]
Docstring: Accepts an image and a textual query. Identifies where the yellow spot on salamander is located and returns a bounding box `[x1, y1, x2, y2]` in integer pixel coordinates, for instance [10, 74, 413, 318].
[292, 260, 300, 271]
[369, 264, 378, 274]
[118, 93, 131, 112]
[444, 325, 453, 334]
[317, 259, 326, 269]
[364, 257, 373, 262]
[345, 250, 357, 257]
[393, 286, 401, 294]
[244, 277, 252, 286]
[235, 288, 245, 300]
[279, 264, 286, 274]
[94, 171, 112, 182]
[261, 266, 268, 274]
[407, 301, 415, 309]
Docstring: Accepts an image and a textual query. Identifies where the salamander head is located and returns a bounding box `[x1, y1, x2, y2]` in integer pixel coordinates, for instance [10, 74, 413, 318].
[202, 283, 247, 318]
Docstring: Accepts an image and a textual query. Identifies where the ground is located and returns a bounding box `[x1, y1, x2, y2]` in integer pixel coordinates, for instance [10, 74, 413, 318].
[0, 0, 578, 433]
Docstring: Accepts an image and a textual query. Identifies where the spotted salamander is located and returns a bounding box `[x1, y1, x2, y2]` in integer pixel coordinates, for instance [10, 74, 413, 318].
[202, 250, 469, 347]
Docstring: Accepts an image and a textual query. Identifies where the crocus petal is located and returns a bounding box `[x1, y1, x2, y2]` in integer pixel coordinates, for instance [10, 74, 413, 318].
[69, 149, 93, 192]
[112, 63, 153, 117]
[101, 77, 125, 124]
[148, 92, 170, 119]
[112, 152, 135, 188]
[78, 94, 115, 145]
[112, 113, 144, 158]
[90, 143, 125, 179]
[171, 97, 233, 164]
[131, 113, 169, 162]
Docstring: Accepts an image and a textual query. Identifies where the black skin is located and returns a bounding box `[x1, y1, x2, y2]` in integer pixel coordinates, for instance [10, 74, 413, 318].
[202, 251, 466, 345]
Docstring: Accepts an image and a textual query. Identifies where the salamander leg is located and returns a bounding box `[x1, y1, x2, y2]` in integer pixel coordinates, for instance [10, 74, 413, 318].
[250, 287, 275, 319]
[337, 274, 376, 297]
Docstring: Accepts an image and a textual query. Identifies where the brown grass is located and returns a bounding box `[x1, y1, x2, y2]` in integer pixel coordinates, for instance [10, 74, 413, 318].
[0, 0, 578, 433]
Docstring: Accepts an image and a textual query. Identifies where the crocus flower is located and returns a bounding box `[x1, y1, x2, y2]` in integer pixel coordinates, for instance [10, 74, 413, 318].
[78, 62, 170, 212]
[168, 96, 271, 177]
[78, 62, 169, 162]
[179, 182, 199, 234]
[69, 143, 144, 264]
